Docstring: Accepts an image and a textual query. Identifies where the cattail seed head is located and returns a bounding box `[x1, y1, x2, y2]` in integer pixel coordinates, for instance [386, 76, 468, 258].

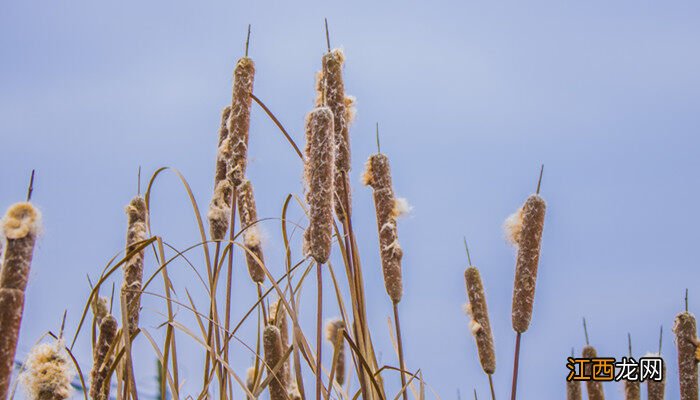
[227, 57, 255, 187]
[566, 378, 582, 400]
[673, 312, 698, 400]
[263, 325, 288, 400]
[315, 49, 356, 218]
[237, 179, 266, 283]
[646, 353, 665, 400]
[91, 296, 109, 326]
[121, 196, 147, 336]
[363, 154, 403, 303]
[509, 194, 546, 333]
[325, 318, 346, 385]
[21, 339, 74, 400]
[0, 202, 41, 399]
[582, 345, 605, 400]
[208, 105, 234, 241]
[464, 267, 496, 374]
[245, 366, 256, 400]
[303, 107, 335, 264]
[624, 380, 640, 400]
[89, 315, 117, 400]
[269, 300, 289, 386]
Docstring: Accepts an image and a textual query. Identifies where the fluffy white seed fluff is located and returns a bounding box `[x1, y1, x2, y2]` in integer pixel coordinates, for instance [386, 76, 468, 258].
[21, 339, 74, 400]
[504, 207, 524, 246]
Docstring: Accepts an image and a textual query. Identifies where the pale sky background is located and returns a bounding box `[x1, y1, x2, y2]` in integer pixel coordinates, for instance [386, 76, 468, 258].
[2, 1, 700, 399]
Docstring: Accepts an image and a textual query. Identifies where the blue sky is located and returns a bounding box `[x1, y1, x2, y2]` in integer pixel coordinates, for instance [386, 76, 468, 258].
[2, 1, 700, 398]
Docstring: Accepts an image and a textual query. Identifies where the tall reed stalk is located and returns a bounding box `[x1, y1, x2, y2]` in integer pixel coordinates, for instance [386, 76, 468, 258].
[506, 167, 546, 400]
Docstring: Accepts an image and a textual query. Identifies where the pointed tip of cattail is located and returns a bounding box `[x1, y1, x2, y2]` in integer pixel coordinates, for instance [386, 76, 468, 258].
[245, 24, 252, 57]
[26, 169, 35, 202]
[2, 201, 42, 240]
[21, 339, 74, 400]
[324, 18, 331, 52]
[536, 164, 544, 194]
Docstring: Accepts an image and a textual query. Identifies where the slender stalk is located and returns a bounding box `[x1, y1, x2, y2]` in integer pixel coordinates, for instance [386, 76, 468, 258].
[393, 302, 408, 400]
[510, 332, 521, 400]
[316, 262, 323, 400]
[488, 374, 496, 400]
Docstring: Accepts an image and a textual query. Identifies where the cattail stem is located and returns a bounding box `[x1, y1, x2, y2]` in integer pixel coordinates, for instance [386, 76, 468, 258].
[393, 302, 408, 400]
[0, 202, 41, 399]
[510, 332, 521, 400]
[316, 263, 323, 400]
[488, 374, 496, 400]
[674, 311, 698, 400]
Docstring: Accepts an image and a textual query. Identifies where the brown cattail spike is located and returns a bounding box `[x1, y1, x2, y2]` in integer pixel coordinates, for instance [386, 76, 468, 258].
[263, 325, 288, 400]
[21, 339, 74, 400]
[363, 153, 404, 303]
[237, 179, 266, 283]
[227, 56, 256, 187]
[315, 47, 355, 219]
[269, 300, 289, 387]
[567, 348, 582, 400]
[89, 315, 118, 400]
[646, 351, 666, 400]
[464, 267, 496, 375]
[208, 106, 233, 241]
[121, 196, 147, 336]
[245, 366, 256, 400]
[325, 318, 346, 385]
[582, 345, 605, 400]
[0, 202, 41, 399]
[673, 311, 698, 400]
[303, 107, 335, 264]
[508, 193, 546, 333]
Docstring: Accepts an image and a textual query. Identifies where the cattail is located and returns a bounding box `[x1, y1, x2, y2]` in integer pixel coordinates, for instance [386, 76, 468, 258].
[325, 318, 346, 385]
[362, 153, 403, 303]
[91, 296, 109, 326]
[237, 179, 265, 283]
[263, 325, 288, 400]
[288, 381, 302, 400]
[464, 267, 496, 375]
[582, 345, 605, 400]
[120, 196, 148, 335]
[315, 49, 356, 218]
[269, 300, 289, 386]
[625, 380, 640, 400]
[646, 353, 665, 400]
[245, 366, 256, 400]
[506, 193, 546, 333]
[302, 107, 335, 264]
[227, 56, 255, 187]
[89, 315, 117, 400]
[567, 378, 582, 400]
[673, 311, 698, 400]
[0, 202, 41, 399]
[21, 339, 74, 400]
[207, 105, 233, 241]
